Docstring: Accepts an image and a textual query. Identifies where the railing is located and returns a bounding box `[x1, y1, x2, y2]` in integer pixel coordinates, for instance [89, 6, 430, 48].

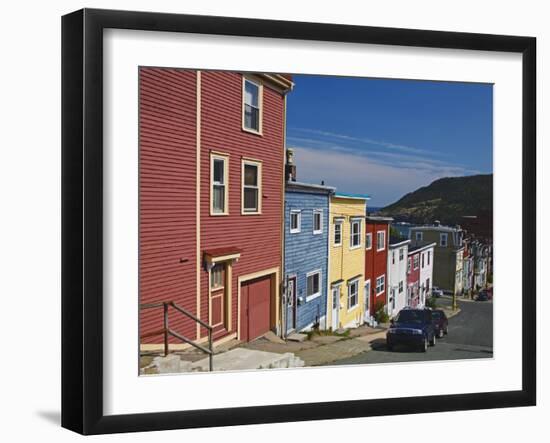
[140, 301, 213, 371]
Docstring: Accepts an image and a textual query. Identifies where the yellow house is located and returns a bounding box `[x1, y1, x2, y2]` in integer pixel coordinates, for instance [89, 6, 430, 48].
[327, 194, 368, 330]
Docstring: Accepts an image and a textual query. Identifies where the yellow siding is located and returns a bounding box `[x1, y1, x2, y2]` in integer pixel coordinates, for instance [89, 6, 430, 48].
[327, 196, 366, 329]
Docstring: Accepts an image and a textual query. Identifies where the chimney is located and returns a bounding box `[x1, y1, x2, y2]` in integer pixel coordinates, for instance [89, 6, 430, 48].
[434, 220, 441, 226]
[285, 148, 296, 182]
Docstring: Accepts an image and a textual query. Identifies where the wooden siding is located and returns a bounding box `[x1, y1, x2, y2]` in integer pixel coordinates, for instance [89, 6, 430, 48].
[387, 242, 409, 317]
[139, 68, 198, 343]
[328, 197, 366, 329]
[200, 71, 285, 338]
[365, 221, 390, 315]
[284, 190, 330, 331]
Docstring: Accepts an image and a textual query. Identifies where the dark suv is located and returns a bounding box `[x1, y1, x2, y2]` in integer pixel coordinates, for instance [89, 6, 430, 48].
[431, 309, 448, 338]
[386, 308, 436, 352]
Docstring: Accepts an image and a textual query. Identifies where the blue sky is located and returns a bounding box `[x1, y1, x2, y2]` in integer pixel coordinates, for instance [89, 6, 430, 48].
[286, 75, 493, 207]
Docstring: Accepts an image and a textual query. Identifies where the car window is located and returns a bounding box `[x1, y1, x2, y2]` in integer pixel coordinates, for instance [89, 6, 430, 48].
[396, 310, 425, 324]
[432, 311, 441, 319]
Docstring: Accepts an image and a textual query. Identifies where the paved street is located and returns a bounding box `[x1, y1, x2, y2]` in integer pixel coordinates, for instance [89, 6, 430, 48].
[331, 297, 493, 366]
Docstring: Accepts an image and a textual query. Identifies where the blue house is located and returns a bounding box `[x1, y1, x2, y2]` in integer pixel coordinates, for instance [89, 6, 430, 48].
[284, 180, 335, 334]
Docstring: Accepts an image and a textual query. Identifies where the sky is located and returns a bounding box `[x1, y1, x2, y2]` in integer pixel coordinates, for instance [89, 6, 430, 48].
[286, 75, 493, 207]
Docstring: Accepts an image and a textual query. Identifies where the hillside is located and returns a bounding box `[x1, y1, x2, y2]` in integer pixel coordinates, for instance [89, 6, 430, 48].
[378, 174, 493, 236]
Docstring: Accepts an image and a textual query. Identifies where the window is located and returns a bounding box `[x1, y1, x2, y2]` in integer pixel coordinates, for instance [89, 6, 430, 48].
[427, 251, 431, 265]
[415, 231, 423, 242]
[392, 251, 395, 264]
[440, 233, 448, 247]
[313, 210, 323, 234]
[421, 253, 425, 268]
[365, 232, 372, 250]
[210, 154, 228, 215]
[334, 220, 342, 246]
[399, 248, 404, 261]
[376, 230, 386, 251]
[350, 219, 362, 248]
[290, 210, 301, 233]
[243, 79, 262, 133]
[332, 285, 340, 309]
[306, 271, 321, 301]
[210, 263, 224, 290]
[348, 279, 359, 310]
[407, 258, 412, 273]
[242, 160, 261, 214]
[426, 278, 430, 293]
[413, 254, 419, 269]
[399, 280, 404, 293]
[376, 275, 385, 295]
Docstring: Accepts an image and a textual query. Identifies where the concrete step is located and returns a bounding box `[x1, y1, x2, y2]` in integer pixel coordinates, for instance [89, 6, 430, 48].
[286, 333, 308, 342]
[191, 348, 305, 372]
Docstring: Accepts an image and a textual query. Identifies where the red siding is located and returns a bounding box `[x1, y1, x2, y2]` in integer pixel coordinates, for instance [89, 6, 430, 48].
[139, 70, 285, 345]
[365, 221, 389, 315]
[139, 68, 198, 344]
[407, 252, 421, 307]
[200, 71, 284, 337]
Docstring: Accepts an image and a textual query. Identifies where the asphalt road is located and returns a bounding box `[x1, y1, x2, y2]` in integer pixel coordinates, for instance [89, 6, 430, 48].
[332, 297, 493, 366]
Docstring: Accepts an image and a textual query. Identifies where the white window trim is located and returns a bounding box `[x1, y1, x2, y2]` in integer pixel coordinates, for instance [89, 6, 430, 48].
[399, 248, 404, 261]
[241, 158, 262, 215]
[313, 209, 323, 235]
[333, 220, 343, 247]
[376, 230, 386, 251]
[347, 278, 360, 312]
[305, 269, 322, 302]
[290, 210, 301, 234]
[415, 231, 423, 241]
[375, 274, 385, 296]
[365, 232, 372, 250]
[350, 219, 362, 250]
[440, 233, 448, 247]
[414, 254, 419, 270]
[210, 152, 229, 216]
[242, 77, 263, 135]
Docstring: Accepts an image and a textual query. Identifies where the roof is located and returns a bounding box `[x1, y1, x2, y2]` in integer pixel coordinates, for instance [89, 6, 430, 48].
[286, 180, 336, 194]
[334, 192, 370, 201]
[365, 215, 393, 223]
[408, 242, 437, 254]
[389, 237, 411, 248]
[410, 224, 462, 233]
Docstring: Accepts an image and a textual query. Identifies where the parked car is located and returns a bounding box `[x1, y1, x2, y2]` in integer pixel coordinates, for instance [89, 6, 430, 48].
[386, 308, 436, 352]
[431, 309, 448, 338]
[431, 287, 444, 298]
[476, 291, 489, 301]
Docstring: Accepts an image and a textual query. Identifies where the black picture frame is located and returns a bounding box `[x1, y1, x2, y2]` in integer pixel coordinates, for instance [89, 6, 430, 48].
[61, 8, 536, 435]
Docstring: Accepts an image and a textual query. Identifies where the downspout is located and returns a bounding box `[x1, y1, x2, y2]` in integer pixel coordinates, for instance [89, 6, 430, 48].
[325, 192, 332, 331]
[280, 92, 288, 339]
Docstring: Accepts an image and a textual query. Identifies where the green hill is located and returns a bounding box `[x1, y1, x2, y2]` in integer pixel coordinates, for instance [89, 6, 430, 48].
[379, 174, 493, 229]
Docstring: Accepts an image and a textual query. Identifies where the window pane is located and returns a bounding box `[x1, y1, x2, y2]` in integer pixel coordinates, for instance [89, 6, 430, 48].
[244, 164, 258, 186]
[213, 185, 225, 212]
[245, 80, 259, 107]
[314, 213, 321, 231]
[244, 188, 258, 211]
[244, 105, 259, 131]
[213, 159, 224, 183]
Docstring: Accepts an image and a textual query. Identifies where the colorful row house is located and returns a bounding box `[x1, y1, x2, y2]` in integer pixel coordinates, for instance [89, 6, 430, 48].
[406, 243, 436, 308]
[139, 69, 294, 350]
[327, 194, 368, 330]
[364, 216, 392, 323]
[386, 237, 411, 317]
[284, 178, 334, 334]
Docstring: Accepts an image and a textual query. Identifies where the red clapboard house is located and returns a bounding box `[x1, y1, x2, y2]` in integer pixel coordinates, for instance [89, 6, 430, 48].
[139, 68, 293, 351]
[364, 216, 392, 320]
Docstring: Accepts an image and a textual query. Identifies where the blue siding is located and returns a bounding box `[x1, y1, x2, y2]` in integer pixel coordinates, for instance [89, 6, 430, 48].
[284, 190, 330, 331]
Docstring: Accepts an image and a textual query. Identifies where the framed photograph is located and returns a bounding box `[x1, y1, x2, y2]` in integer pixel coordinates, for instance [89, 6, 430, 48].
[62, 8, 536, 435]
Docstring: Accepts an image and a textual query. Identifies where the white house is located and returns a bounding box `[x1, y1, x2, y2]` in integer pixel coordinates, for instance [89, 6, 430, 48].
[386, 238, 410, 317]
[418, 242, 436, 307]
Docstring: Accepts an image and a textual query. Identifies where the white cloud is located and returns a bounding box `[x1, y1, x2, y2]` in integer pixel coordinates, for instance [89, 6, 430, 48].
[290, 145, 477, 207]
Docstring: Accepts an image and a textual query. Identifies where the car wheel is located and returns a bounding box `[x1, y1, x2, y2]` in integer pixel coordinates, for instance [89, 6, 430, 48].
[420, 337, 428, 352]
[429, 333, 436, 346]
[444, 326, 449, 335]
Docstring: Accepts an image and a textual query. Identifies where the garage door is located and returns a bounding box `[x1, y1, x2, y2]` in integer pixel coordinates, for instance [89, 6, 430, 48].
[240, 275, 272, 342]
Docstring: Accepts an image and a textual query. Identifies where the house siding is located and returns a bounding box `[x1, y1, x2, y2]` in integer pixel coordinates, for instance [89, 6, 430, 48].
[328, 197, 367, 329]
[365, 221, 390, 316]
[387, 242, 409, 317]
[139, 69, 287, 346]
[284, 189, 330, 332]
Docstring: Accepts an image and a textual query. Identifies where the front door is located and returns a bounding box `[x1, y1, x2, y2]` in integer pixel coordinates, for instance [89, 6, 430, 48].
[286, 276, 297, 332]
[364, 280, 371, 321]
[210, 263, 228, 335]
[331, 286, 340, 330]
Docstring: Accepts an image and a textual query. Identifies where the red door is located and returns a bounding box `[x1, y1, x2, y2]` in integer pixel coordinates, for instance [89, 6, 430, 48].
[240, 275, 272, 341]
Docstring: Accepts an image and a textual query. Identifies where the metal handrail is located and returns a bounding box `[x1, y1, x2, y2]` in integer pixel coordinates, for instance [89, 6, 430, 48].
[140, 301, 214, 371]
